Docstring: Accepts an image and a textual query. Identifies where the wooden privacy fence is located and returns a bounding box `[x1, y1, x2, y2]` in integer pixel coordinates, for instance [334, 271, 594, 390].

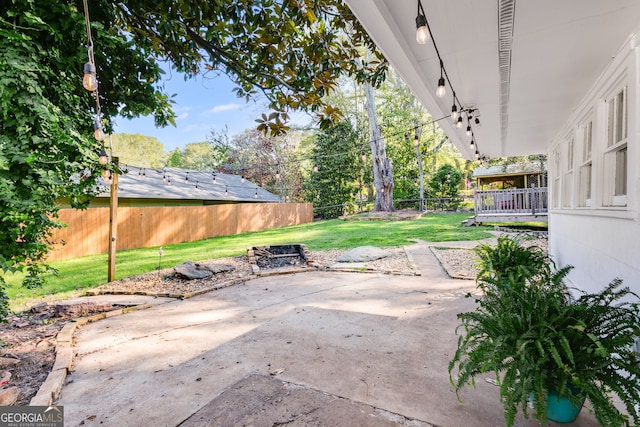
[47, 203, 314, 261]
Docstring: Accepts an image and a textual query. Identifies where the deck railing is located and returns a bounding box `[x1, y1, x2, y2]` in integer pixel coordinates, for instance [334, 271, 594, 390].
[474, 187, 548, 215]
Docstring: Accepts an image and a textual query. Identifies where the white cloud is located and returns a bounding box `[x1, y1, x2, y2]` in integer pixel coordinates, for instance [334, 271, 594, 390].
[208, 103, 241, 113]
[176, 112, 189, 120]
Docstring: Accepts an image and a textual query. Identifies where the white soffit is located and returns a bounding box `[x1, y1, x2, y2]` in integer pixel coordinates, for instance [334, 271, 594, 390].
[345, 0, 640, 160]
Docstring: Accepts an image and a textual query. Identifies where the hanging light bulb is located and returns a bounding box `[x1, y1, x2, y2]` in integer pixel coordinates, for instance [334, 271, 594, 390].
[436, 61, 446, 98]
[313, 164, 318, 172]
[195, 181, 199, 190]
[275, 170, 280, 180]
[361, 153, 366, 162]
[413, 126, 420, 147]
[254, 189, 258, 198]
[456, 116, 463, 128]
[98, 148, 108, 165]
[212, 173, 217, 184]
[475, 116, 481, 126]
[451, 103, 458, 122]
[167, 176, 171, 186]
[93, 117, 105, 141]
[470, 138, 475, 148]
[185, 172, 189, 184]
[225, 185, 228, 196]
[415, 1, 430, 45]
[436, 77, 446, 98]
[241, 175, 245, 183]
[466, 124, 472, 136]
[475, 150, 480, 159]
[162, 173, 166, 182]
[82, 62, 98, 91]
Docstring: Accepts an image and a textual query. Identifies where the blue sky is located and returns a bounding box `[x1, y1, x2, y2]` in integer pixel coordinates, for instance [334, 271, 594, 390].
[113, 68, 296, 151]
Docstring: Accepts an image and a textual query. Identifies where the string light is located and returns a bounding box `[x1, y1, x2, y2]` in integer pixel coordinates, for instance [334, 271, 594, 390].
[93, 117, 104, 141]
[436, 60, 446, 98]
[415, 0, 430, 44]
[456, 115, 463, 129]
[414, 0, 485, 161]
[98, 149, 108, 165]
[450, 92, 459, 122]
[82, 62, 98, 91]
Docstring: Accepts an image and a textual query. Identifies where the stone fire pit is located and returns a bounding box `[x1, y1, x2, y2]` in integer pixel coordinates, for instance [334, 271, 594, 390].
[247, 244, 313, 275]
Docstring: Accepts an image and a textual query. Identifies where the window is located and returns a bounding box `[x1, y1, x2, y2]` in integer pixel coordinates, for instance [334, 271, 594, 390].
[603, 87, 628, 206]
[578, 121, 592, 207]
[563, 138, 574, 208]
[552, 148, 560, 209]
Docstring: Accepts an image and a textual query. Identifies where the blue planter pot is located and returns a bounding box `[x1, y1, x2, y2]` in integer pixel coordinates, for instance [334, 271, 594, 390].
[546, 388, 584, 423]
[530, 385, 585, 423]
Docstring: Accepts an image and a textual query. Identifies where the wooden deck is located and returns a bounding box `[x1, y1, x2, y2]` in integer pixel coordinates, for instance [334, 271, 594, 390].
[463, 187, 548, 226]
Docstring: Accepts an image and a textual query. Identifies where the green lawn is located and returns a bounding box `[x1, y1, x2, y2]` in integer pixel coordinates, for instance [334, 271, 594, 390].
[2, 212, 490, 311]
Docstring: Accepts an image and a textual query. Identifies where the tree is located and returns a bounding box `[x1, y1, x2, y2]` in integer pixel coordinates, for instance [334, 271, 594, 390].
[110, 134, 167, 167]
[165, 142, 223, 171]
[210, 128, 306, 200]
[304, 122, 360, 218]
[428, 164, 464, 210]
[0, 1, 173, 302]
[118, 0, 387, 134]
[1, 0, 385, 316]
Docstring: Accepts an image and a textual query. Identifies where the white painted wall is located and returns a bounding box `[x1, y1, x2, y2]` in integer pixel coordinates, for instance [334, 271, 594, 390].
[548, 30, 640, 294]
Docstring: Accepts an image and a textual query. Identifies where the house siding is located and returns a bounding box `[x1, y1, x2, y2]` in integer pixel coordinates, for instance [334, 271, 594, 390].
[549, 33, 640, 293]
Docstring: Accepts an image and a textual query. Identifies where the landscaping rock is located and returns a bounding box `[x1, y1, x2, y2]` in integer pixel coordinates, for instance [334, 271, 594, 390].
[30, 302, 48, 314]
[0, 358, 19, 368]
[174, 262, 236, 280]
[54, 302, 114, 318]
[0, 386, 19, 406]
[336, 246, 392, 263]
[200, 264, 236, 275]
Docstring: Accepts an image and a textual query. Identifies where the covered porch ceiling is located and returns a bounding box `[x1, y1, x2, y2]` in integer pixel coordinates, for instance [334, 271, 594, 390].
[344, 0, 640, 160]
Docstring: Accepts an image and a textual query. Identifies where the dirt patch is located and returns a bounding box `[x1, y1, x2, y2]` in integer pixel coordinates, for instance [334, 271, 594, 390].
[0, 303, 120, 406]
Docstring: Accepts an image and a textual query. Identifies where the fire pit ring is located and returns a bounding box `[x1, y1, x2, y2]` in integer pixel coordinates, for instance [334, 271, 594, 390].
[247, 244, 312, 275]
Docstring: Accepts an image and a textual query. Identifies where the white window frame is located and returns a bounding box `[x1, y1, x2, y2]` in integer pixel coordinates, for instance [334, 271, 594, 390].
[563, 138, 574, 208]
[552, 148, 561, 209]
[578, 120, 593, 207]
[602, 85, 628, 207]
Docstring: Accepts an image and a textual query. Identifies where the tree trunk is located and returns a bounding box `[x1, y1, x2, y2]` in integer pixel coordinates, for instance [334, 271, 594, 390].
[363, 82, 394, 211]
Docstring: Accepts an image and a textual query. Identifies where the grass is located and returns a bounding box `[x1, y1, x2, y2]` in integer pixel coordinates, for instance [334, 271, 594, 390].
[2, 212, 491, 311]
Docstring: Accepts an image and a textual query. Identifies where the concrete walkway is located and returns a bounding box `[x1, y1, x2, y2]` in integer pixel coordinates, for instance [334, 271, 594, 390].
[55, 241, 600, 427]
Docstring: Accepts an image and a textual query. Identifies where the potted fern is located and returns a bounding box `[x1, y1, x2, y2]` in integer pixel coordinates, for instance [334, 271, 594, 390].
[449, 235, 640, 427]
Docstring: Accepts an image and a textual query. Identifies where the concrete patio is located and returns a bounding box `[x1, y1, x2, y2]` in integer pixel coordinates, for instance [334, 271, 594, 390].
[55, 242, 601, 426]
